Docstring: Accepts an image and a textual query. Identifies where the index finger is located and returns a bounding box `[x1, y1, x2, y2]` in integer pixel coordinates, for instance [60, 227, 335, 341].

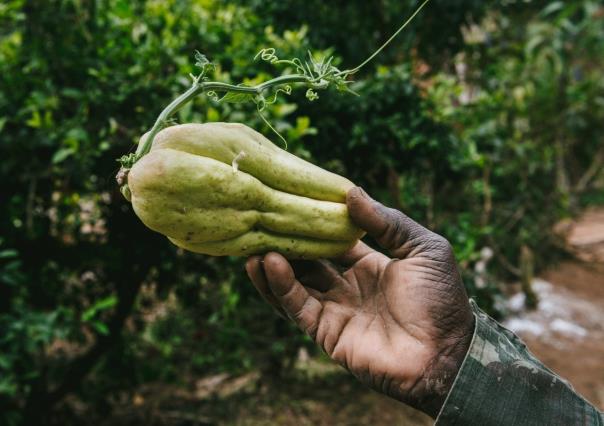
[263, 252, 324, 339]
[331, 241, 375, 267]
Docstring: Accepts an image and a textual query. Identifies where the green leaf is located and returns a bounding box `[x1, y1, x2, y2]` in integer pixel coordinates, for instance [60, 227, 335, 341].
[92, 320, 110, 336]
[26, 111, 42, 128]
[61, 88, 81, 99]
[526, 35, 545, 56]
[0, 355, 12, 370]
[219, 91, 255, 104]
[195, 51, 210, 68]
[0, 249, 18, 259]
[82, 295, 118, 322]
[540, 2, 564, 17]
[51, 147, 75, 164]
[0, 377, 17, 397]
[94, 295, 118, 311]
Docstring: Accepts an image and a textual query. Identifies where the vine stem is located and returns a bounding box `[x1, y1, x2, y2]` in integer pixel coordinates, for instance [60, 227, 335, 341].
[135, 74, 311, 158]
[338, 0, 431, 76]
[131, 0, 431, 163]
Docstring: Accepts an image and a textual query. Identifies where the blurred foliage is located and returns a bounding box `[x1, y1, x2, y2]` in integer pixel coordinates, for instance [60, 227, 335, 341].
[0, 0, 602, 424]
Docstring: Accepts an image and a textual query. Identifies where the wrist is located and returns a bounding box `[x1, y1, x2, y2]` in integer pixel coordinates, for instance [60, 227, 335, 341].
[407, 319, 475, 418]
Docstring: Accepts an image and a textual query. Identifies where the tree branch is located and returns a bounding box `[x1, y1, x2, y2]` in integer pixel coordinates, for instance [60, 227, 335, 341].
[574, 144, 604, 193]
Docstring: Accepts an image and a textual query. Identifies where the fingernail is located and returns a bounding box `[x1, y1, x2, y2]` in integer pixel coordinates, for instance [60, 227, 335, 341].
[349, 186, 365, 199]
[355, 187, 373, 202]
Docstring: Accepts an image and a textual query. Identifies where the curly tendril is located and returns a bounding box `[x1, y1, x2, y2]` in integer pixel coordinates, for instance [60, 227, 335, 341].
[205, 91, 219, 102]
[117, 0, 431, 174]
[254, 48, 280, 64]
[305, 88, 319, 101]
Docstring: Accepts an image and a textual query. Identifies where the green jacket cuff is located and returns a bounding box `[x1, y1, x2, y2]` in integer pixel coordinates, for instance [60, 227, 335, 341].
[435, 300, 603, 426]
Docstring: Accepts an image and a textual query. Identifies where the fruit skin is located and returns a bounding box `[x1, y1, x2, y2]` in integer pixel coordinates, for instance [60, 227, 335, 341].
[127, 122, 364, 258]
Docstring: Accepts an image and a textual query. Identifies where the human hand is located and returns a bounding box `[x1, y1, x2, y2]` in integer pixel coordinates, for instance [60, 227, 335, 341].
[245, 187, 474, 418]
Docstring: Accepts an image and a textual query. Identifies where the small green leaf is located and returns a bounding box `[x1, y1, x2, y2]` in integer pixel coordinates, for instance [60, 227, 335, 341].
[61, 88, 81, 99]
[94, 295, 118, 311]
[540, 2, 564, 17]
[336, 81, 359, 96]
[206, 107, 220, 122]
[81, 310, 95, 322]
[26, 111, 42, 128]
[0, 355, 12, 370]
[52, 148, 75, 164]
[0, 377, 17, 397]
[82, 295, 118, 322]
[194, 51, 210, 68]
[0, 249, 18, 259]
[219, 92, 255, 104]
[305, 88, 319, 101]
[92, 320, 110, 336]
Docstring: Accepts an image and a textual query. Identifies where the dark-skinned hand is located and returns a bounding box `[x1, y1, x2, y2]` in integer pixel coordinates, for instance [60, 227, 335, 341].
[245, 187, 475, 418]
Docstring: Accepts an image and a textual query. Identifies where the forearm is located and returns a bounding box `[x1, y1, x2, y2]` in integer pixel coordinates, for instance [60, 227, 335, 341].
[435, 300, 603, 425]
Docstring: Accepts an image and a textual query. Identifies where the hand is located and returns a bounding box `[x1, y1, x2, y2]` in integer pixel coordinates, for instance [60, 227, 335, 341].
[245, 187, 474, 418]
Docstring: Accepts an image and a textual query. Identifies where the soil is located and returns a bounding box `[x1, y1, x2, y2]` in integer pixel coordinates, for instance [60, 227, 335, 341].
[503, 206, 604, 410]
[90, 367, 432, 426]
[512, 263, 604, 409]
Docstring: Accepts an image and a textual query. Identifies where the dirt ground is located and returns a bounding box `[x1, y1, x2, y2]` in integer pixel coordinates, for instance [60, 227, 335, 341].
[503, 207, 604, 410]
[95, 208, 604, 425]
[508, 262, 604, 409]
[93, 366, 432, 426]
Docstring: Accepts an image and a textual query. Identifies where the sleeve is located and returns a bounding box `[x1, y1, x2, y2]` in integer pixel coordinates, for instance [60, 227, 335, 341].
[435, 299, 603, 426]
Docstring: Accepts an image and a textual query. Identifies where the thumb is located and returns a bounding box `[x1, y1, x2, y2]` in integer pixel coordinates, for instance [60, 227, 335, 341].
[346, 186, 430, 257]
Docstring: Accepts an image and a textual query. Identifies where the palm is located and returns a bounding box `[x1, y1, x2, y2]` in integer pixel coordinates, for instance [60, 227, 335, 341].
[246, 187, 474, 417]
[293, 241, 469, 404]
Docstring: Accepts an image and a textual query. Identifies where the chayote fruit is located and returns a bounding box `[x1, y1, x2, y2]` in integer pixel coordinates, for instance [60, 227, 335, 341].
[126, 122, 364, 258]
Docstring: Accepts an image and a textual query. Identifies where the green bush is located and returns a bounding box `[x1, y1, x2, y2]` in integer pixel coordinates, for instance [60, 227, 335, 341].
[0, 0, 602, 424]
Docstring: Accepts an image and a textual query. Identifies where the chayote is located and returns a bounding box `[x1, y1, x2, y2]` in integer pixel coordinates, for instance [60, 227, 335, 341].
[126, 122, 364, 258]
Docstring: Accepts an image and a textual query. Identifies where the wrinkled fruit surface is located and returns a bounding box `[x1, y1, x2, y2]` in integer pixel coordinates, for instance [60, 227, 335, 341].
[127, 122, 364, 258]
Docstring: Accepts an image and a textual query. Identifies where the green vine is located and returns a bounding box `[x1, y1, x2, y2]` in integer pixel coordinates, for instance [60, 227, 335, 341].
[117, 0, 430, 175]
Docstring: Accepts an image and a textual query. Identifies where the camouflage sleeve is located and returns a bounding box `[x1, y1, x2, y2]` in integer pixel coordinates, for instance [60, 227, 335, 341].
[435, 300, 603, 426]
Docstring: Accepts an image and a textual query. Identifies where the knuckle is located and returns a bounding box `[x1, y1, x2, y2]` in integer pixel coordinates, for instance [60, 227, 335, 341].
[304, 322, 318, 339]
[279, 282, 298, 300]
[428, 233, 454, 255]
[293, 297, 314, 323]
[380, 208, 408, 248]
[293, 307, 306, 322]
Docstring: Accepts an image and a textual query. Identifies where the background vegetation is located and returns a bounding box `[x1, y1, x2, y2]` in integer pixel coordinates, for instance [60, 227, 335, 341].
[1, 0, 602, 424]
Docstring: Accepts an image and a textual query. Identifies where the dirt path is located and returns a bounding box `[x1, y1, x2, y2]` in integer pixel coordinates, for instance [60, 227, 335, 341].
[503, 207, 604, 409]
